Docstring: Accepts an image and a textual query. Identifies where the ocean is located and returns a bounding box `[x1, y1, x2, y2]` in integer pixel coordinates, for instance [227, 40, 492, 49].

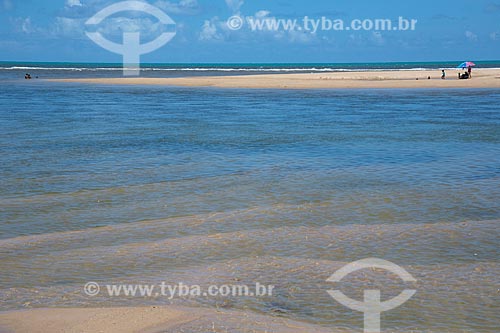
[1, 60, 500, 80]
[0, 63, 499, 332]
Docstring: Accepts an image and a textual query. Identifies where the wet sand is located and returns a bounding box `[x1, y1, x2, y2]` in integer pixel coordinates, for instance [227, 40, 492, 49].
[49, 69, 500, 89]
[0, 306, 334, 333]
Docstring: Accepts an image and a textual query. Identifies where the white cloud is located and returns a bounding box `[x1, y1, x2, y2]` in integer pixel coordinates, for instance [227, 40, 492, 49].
[53, 17, 85, 37]
[18, 17, 35, 34]
[255, 10, 270, 18]
[371, 31, 385, 46]
[225, 0, 244, 13]
[199, 18, 223, 41]
[465, 30, 478, 42]
[490, 32, 499, 41]
[66, 0, 82, 7]
[91, 16, 167, 40]
[248, 11, 317, 43]
[348, 32, 386, 47]
[12, 16, 81, 37]
[286, 29, 315, 43]
[47, 1, 182, 39]
[198, 10, 319, 44]
[154, 0, 199, 15]
[21, 18, 32, 33]
[12, 12, 168, 40]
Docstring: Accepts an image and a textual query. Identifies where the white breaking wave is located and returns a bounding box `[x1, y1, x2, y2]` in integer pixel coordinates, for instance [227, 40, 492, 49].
[2, 66, 350, 72]
[3, 66, 499, 72]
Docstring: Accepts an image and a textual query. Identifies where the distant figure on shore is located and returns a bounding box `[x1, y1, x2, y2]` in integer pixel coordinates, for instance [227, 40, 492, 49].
[468, 66, 472, 78]
[441, 70, 446, 80]
[25, 73, 32, 80]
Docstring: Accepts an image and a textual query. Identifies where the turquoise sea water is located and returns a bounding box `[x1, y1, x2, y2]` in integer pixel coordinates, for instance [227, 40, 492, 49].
[0, 67, 499, 332]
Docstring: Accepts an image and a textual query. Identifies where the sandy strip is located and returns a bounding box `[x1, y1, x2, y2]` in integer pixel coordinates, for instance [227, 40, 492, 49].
[48, 69, 500, 89]
[0, 306, 333, 333]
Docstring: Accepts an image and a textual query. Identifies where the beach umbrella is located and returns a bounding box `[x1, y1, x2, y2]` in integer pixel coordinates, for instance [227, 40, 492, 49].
[457, 61, 476, 69]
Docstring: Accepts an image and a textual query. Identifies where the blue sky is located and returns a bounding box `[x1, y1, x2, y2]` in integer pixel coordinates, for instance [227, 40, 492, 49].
[0, 0, 499, 63]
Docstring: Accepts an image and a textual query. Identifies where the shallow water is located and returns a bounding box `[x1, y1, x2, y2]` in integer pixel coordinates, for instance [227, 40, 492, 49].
[0, 81, 499, 332]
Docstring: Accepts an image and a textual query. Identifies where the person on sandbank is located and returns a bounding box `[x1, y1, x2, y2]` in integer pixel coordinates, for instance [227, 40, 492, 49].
[441, 70, 446, 80]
